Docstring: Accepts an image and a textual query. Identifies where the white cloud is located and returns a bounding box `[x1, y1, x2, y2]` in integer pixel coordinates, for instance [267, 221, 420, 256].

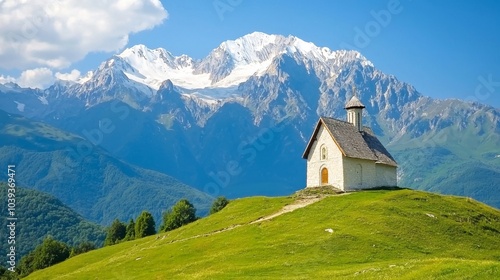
[17, 68, 55, 89]
[0, 75, 16, 84]
[0, 0, 168, 69]
[55, 69, 81, 82]
[0, 68, 87, 88]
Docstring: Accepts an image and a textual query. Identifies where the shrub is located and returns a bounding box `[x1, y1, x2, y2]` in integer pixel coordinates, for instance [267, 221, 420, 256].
[210, 196, 229, 214]
[161, 199, 197, 232]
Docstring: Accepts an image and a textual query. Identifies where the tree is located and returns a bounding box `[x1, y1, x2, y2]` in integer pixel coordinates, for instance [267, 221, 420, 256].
[18, 251, 35, 276]
[135, 211, 156, 238]
[104, 219, 126, 246]
[33, 236, 70, 270]
[124, 219, 136, 241]
[18, 236, 70, 277]
[210, 196, 229, 214]
[161, 199, 197, 232]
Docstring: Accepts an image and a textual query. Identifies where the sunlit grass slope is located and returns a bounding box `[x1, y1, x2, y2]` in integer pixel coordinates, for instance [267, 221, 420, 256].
[27, 190, 500, 279]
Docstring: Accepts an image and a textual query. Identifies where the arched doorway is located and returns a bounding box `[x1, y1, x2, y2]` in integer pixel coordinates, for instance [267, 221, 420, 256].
[321, 167, 328, 185]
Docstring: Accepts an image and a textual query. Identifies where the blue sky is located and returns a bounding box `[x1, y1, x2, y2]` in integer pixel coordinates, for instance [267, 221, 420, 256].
[134, 0, 500, 108]
[1, 0, 499, 107]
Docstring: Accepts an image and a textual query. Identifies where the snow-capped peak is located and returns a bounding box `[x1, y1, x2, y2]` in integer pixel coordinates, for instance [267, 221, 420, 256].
[99, 32, 374, 92]
[200, 32, 373, 78]
[115, 44, 202, 90]
[77, 71, 94, 84]
[215, 32, 324, 66]
[218, 32, 279, 64]
[118, 44, 195, 70]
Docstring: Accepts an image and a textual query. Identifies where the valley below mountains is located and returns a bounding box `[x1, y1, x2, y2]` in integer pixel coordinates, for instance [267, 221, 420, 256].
[0, 31, 499, 220]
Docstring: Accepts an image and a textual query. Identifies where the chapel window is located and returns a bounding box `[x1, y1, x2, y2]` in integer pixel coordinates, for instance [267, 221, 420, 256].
[321, 146, 327, 160]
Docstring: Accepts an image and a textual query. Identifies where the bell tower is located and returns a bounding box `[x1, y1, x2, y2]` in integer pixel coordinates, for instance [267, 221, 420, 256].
[345, 87, 365, 132]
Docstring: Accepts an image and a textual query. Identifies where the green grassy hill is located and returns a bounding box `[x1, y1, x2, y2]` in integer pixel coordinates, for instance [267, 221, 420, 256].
[25, 189, 500, 279]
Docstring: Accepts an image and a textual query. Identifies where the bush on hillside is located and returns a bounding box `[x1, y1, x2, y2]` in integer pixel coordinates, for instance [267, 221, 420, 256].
[161, 199, 197, 232]
[210, 196, 230, 214]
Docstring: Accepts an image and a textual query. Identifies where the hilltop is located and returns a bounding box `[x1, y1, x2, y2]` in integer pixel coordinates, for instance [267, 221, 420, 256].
[26, 188, 500, 279]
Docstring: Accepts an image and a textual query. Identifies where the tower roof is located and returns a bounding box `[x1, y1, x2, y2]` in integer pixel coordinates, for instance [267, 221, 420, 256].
[345, 95, 365, 109]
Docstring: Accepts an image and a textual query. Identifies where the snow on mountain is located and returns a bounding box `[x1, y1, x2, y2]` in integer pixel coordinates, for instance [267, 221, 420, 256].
[3, 32, 381, 112]
[76, 71, 94, 84]
[220, 32, 280, 63]
[116, 40, 274, 90]
[117, 44, 210, 90]
[113, 32, 373, 94]
[1, 32, 498, 211]
[0, 32, 376, 109]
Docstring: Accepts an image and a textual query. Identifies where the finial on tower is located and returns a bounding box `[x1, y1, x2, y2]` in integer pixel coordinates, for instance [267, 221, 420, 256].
[345, 86, 365, 110]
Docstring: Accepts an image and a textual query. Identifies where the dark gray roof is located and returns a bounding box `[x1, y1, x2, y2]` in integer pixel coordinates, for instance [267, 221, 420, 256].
[302, 117, 397, 167]
[345, 96, 365, 109]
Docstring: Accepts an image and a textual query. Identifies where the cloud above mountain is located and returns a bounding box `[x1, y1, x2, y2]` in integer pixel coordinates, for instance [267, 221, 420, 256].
[17, 67, 55, 88]
[0, 0, 168, 70]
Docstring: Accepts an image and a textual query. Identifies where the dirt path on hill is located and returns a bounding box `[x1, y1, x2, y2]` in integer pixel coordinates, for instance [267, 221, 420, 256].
[160, 195, 339, 245]
[249, 196, 324, 224]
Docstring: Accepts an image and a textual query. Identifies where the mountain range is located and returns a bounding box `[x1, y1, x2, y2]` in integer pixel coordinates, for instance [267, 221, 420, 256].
[0, 31, 499, 211]
[0, 109, 212, 225]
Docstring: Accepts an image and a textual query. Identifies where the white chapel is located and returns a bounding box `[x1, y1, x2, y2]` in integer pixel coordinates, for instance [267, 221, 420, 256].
[302, 94, 398, 191]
